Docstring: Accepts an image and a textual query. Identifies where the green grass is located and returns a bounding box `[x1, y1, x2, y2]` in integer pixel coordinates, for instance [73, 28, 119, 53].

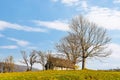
[0, 70, 120, 80]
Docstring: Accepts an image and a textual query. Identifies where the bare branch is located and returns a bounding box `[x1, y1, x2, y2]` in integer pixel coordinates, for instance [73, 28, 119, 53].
[56, 15, 111, 69]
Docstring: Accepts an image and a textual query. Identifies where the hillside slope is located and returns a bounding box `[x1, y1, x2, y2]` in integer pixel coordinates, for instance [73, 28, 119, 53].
[0, 62, 38, 72]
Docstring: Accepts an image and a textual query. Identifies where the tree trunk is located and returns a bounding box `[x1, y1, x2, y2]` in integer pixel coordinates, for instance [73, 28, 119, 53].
[82, 57, 86, 70]
[26, 64, 30, 71]
[30, 65, 32, 71]
[82, 52, 86, 70]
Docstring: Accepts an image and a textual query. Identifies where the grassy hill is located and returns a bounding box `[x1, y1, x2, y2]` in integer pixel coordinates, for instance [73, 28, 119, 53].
[0, 70, 120, 80]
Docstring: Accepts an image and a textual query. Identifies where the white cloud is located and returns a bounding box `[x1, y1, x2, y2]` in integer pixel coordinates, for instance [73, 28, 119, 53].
[86, 43, 120, 69]
[108, 43, 120, 59]
[33, 20, 69, 31]
[76, 1, 88, 11]
[61, 0, 79, 6]
[51, 0, 80, 6]
[103, 43, 120, 69]
[52, 0, 88, 10]
[81, 1, 88, 11]
[8, 37, 30, 47]
[0, 20, 46, 32]
[86, 6, 120, 30]
[113, 0, 120, 3]
[0, 45, 18, 49]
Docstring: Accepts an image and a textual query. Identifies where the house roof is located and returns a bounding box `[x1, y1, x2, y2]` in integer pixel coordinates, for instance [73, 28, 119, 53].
[48, 57, 74, 69]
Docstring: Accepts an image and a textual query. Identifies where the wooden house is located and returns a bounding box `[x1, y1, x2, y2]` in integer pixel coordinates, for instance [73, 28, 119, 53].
[45, 57, 74, 70]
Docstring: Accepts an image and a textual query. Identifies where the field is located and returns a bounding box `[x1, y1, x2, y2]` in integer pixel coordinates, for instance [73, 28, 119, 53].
[0, 70, 120, 80]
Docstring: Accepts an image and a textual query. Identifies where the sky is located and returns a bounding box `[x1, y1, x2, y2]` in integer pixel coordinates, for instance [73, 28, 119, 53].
[0, 0, 120, 70]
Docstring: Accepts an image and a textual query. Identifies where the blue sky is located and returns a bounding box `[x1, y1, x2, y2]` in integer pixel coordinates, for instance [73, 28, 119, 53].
[0, 0, 120, 69]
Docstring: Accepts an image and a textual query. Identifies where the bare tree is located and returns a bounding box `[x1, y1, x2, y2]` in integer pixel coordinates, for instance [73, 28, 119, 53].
[21, 50, 37, 71]
[3, 56, 14, 72]
[29, 50, 37, 71]
[8, 56, 14, 72]
[56, 15, 111, 69]
[56, 33, 82, 65]
[37, 51, 46, 70]
[21, 51, 30, 71]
